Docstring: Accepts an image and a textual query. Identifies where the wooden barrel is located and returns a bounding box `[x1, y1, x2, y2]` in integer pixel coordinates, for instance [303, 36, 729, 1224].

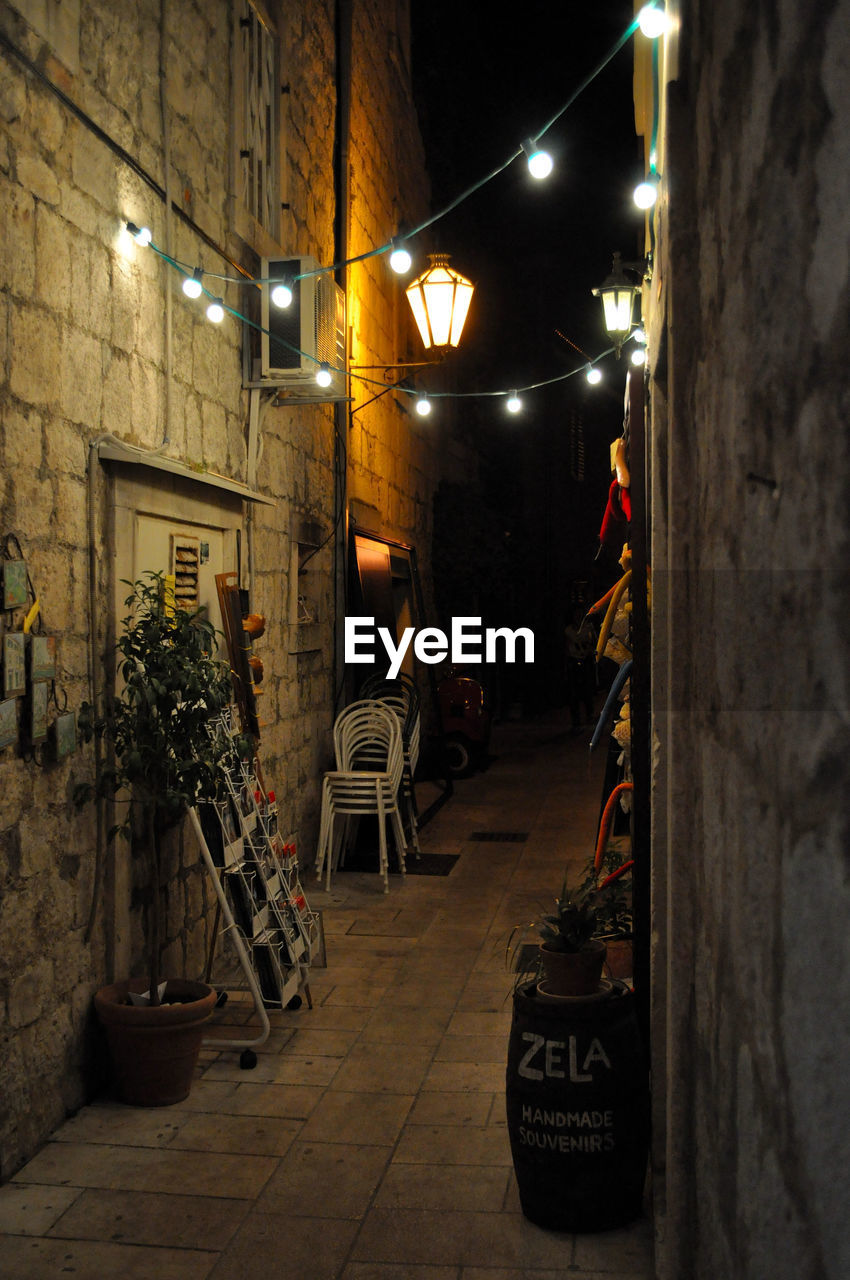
[505, 980, 649, 1231]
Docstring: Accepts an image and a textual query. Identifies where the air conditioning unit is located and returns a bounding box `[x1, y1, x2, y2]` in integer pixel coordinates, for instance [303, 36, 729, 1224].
[259, 256, 346, 397]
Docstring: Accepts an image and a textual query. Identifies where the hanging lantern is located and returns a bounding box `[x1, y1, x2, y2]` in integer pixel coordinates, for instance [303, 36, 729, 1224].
[405, 253, 474, 351]
[592, 252, 645, 357]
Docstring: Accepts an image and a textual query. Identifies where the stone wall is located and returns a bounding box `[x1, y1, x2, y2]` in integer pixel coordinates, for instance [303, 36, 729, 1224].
[649, 1, 850, 1276]
[0, 0, 445, 1178]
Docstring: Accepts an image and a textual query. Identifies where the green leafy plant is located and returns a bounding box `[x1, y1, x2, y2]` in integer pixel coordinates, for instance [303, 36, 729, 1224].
[577, 848, 633, 940]
[506, 874, 599, 987]
[538, 884, 598, 952]
[75, 572, 244, 1006]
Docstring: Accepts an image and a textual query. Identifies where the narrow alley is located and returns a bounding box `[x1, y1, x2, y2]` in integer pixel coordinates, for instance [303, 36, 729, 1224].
[0, 711, 652, 1278]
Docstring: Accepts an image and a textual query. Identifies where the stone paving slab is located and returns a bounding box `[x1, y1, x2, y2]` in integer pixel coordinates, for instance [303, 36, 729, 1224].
[45, 1186, 249, 1251]
[0, 1183, 82, 1235]
[0, 1235, 216, 1279]
[12, 1141, 277, 1199]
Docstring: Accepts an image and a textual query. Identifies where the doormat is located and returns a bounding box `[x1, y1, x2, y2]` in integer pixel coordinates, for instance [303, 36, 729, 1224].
[468, 831, 529, 843]
[338, 850, 459, 876]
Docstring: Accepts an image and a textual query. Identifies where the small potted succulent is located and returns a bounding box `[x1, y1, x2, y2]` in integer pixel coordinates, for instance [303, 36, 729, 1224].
[75, 572, 241, 1105]
[508, 876, 607, 999]
[535, 879, 607, 997]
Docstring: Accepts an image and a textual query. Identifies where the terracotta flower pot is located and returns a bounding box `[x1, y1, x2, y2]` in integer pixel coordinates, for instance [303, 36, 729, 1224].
[601, 935, 633, 982]
[539, 939, 607, 997]
[94, 978, 216, 1107]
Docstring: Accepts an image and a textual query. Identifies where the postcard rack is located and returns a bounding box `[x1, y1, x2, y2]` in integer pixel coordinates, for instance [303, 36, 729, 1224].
[191, 709, 320, 1068]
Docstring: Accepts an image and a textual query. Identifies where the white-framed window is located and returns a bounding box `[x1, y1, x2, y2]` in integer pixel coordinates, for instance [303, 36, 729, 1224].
[232, 0, 285, 247]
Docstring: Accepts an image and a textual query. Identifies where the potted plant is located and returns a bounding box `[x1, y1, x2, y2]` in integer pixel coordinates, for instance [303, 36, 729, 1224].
[75, 572, 240, 1105]
[508, 876, 607, 999]
[536, 878, 607, 996]
[580, 852, 633, 981]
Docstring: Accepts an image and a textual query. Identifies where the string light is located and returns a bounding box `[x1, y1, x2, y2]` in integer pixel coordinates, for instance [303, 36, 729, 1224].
[126, 221, 152, 246]
[633, 175, 659, 208]
[521, 138, 554, 180]
[182, 267, 204, 299]
[637, 3, 668, 38]
[133, 228, 626, 410]
[586, 366, 603, 385]
[122, 16, 644, 295]
[270, 280, 293, 308]
[630, 348, 647, 366]
[632, 327, 647, 344]
[414, 394, 432, 417]
[389, 238, 412, 274]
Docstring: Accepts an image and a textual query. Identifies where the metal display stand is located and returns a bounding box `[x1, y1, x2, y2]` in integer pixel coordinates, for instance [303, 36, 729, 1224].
[193, 710, 320, 1068]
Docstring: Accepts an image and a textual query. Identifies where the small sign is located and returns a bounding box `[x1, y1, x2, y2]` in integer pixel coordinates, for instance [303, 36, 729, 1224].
[29, 680, 49, 744]
[3, 560, 28, 610]
[0, 698, 16, 749]
[30, 634, 56, 681]
[3, 633, 26, 698]
[54, 710, 77, 759]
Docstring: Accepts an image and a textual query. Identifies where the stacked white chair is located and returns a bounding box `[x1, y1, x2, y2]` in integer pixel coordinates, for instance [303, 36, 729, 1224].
[359, 674, 422, 854]
[314, 700, 407, 893]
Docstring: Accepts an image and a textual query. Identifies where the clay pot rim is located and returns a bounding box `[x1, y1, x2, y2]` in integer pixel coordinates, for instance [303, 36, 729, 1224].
[95, 979, 216, 1028]
[539, 937, 607, 958]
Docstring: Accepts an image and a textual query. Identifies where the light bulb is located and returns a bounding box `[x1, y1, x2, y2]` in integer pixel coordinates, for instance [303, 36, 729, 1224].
[127, 222, 152, 246]
[389, 239, 412, 274]
[182, 268, 203, 299]
[632, 327, 647, 344]
[206, 299, 225, 323]
[506, 392, 522, 414]
[633, 177, 659, 209]
[631, 348, 647, 366]
[522, 138, 553, 180]
[415, 394, 431, 417]
[586, 366, 603, 385]
[316, 363, 333, 388]
[271, 281, 293, 308]
[638, 3, 668, 37]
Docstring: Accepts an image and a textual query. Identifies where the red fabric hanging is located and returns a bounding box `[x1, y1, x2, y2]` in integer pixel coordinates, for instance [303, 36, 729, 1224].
[599, 479, 631, 546]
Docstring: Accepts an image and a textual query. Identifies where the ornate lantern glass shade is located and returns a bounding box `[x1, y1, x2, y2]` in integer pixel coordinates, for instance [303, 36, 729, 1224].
[592, 252, 641, 354]
[405, 254, 474, 350]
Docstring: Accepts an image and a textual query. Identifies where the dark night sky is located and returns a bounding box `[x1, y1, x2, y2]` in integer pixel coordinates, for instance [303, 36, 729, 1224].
[409, 1, 643, 399]
[408, 3, 644, 682]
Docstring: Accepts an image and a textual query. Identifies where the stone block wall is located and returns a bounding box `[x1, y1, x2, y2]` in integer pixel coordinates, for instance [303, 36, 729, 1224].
[648, 1, 850, 1276]
[0, 0, 446, 1178]
[345, 1, 464, 609]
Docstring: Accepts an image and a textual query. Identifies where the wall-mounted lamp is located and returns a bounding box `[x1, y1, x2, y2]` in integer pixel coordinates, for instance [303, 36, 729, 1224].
[405, 254, 474, 351]
[591, 252, 649, 357]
